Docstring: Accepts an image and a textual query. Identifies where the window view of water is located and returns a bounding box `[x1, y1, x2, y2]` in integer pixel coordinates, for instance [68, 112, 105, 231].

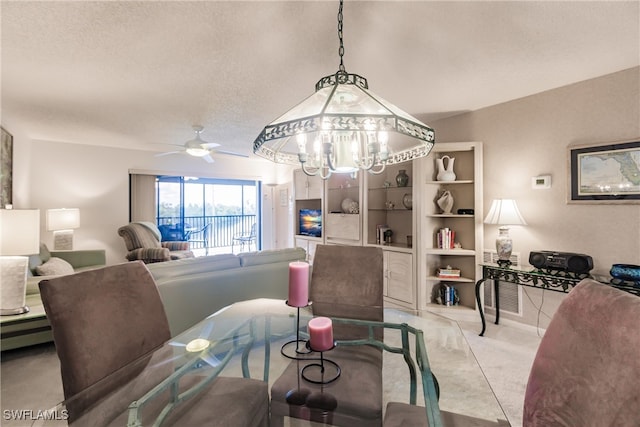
[156, 176, 260, 253]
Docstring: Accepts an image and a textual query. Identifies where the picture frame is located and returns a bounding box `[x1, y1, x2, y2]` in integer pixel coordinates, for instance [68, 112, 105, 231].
[0, 127, 13, 208]
[568, 139, 640, 204]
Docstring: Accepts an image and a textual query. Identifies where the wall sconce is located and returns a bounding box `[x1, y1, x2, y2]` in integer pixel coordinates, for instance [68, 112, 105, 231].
[0, 209, 40, 315]
[46, 208, 80, 250]
[484, 199, 527, 266]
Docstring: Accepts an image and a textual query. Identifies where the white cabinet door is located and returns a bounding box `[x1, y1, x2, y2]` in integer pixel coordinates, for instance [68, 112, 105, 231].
[293, 169, 322, 200]
[307, 175, 323, 200]
[385, 251, 414, 304]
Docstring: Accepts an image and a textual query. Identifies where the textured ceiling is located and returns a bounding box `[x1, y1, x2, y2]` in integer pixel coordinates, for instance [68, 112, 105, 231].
[2, 1, 639, 158]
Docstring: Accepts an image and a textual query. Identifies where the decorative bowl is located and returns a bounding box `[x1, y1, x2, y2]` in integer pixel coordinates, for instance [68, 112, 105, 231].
[610, 264, 640, 282]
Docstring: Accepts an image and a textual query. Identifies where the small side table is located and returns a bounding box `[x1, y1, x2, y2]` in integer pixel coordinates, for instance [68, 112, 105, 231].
[474, 264, 587, 336]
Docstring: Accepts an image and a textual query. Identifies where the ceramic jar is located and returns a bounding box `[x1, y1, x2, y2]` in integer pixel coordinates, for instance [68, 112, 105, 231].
[436, 156, 456, 182]
[402, 193, 413, 210]
[396, 170, 409, 187]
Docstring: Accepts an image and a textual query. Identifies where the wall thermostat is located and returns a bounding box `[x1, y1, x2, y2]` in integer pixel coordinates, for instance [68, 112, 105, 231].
[532, 175, 551, 189]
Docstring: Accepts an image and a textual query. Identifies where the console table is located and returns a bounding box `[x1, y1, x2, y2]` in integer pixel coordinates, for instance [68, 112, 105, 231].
[474, 264, 639, 336]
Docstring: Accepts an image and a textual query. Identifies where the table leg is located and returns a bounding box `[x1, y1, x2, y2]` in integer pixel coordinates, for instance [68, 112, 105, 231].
[494, 279, 500, 325]
[475, 278, 487, 336]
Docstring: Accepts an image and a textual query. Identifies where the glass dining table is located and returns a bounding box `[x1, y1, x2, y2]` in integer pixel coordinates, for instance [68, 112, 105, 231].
[34, 299, 508, 427]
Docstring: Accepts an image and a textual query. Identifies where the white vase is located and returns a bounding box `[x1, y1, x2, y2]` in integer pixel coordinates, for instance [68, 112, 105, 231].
[436, 190, 454, 214]
[436, 156, 456, 181]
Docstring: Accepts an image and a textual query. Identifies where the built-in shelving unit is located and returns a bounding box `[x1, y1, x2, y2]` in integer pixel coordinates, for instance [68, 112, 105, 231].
[417, 142, 483, 312]
[363, 162, 418, 309]
[291, 144, 482, 312]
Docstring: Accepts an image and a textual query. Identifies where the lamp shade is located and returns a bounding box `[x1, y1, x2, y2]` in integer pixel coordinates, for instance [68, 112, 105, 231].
[46, 208, 80, 231]
[484, 199, 527, 226]
[0, 209, 40, 255]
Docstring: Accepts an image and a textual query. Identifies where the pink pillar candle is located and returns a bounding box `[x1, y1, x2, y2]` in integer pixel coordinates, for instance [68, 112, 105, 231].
[288, 261, 309, 307]
[308, 317, 334, 352]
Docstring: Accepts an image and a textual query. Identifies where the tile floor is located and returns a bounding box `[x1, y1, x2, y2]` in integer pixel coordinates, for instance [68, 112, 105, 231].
[0, 309, 541, 427]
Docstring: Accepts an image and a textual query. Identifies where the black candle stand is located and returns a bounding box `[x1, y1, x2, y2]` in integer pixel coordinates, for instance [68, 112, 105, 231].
[280, 300, 313, 359]
[301, 342, 341, 385]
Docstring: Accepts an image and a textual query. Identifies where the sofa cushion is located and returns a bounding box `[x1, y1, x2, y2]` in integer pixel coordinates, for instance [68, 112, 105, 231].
[238, 248, 306, 267]
[28, 244, 52, 275]
[148, 254, 240, 281]
[35, 257, 74, 276]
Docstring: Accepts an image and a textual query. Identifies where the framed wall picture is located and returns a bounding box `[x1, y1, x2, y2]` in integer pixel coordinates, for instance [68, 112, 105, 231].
[0, 127, 13, 208]
[568, 139, 640, 203]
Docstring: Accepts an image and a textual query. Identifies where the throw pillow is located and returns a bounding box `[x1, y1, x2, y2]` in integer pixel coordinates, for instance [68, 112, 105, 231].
[35, 257, 74, 276]
[39, 244, 52, 262]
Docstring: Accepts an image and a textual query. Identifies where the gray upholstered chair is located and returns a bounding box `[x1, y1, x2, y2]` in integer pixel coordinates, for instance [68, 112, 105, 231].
[39, 261, 269, 426]
[270, 244, 385, 427]
[117, 221, 194, 263]
[384, 279, 640, 427]
[522, 278, 640, 426]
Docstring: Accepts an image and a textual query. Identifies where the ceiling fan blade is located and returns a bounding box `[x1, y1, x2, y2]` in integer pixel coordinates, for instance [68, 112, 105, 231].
[215, 149, 249, 158]
[201, 142, 221, 149]
[203, 154, 215, 163]
[155, 151, 182, 157]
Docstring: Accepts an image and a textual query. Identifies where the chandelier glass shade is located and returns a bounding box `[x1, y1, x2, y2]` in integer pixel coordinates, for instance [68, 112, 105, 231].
[253, 1, 435, 179]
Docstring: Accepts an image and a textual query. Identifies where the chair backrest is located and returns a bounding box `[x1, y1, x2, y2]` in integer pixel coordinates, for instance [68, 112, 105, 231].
[117, 222, 162, 251]
[310, 244, 384, 340]
[39, 262, 171, 407]
[523, 278, 640, 426]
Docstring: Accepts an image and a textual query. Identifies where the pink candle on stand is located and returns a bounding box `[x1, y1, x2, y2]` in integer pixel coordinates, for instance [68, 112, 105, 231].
[308, 317, 334, 351]
[288, 261, 309, 307]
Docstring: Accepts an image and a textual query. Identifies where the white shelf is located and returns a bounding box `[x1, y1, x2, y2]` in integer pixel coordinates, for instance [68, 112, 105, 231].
[425, 180, 473, 185]
[419, 142, 483, 312]
[426, 276, 475, 283]
[425, 248, 476, 256]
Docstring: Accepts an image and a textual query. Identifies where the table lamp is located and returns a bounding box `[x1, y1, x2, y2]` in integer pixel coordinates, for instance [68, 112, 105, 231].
[0, 209, 40, 315]
[484, 199, 526, 266]
[46, 208, 80, 250]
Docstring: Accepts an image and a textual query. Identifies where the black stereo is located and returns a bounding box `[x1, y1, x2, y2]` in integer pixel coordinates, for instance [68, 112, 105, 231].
[529, 251, 594, 274]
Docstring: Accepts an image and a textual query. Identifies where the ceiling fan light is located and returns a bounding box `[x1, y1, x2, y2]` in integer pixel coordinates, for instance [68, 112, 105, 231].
[185, 146, 210, 157]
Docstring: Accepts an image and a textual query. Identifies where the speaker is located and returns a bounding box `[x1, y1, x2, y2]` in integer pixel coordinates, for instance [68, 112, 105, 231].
[529, 251, 594, 274]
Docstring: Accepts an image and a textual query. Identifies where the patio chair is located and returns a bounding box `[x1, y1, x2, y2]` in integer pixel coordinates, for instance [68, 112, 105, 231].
[187, 222, 212, 255]
[232, 223, 257, 253]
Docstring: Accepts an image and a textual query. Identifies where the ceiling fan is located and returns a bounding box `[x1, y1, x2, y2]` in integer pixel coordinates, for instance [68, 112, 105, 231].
[156, 125, 247, 163]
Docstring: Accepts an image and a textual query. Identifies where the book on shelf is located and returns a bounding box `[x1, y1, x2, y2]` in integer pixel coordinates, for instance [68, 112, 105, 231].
[437, 266, 461, 278]
[436, 283, 459, 306]
[436, 228, 456, 249]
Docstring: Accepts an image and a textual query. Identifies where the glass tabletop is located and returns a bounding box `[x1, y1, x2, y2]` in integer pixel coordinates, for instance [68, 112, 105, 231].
[34, 299, 507, 426]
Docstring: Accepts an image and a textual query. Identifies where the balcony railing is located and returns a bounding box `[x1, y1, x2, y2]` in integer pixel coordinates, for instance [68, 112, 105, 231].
[157, 215, 257, 252]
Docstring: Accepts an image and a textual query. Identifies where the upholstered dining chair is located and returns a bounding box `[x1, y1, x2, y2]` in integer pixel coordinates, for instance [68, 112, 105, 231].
[117, 221, 194, 263]
[522, 278, 640, 426]
[270, 244, 385, 427]
[39, 261, 269, 426]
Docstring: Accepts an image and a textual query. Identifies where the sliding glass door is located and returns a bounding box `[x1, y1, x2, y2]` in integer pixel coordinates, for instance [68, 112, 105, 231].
[156, 176, 260, 253]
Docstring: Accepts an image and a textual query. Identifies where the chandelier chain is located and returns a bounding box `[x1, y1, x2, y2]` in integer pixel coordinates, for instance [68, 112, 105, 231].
[337, 0, 345, 73]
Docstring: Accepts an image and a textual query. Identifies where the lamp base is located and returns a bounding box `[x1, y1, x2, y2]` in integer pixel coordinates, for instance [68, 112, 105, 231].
[0, 256, 30, 316]
[495, 227, 513, 265]
[53, 230, 74, 250]
[0, 306, 30, 316]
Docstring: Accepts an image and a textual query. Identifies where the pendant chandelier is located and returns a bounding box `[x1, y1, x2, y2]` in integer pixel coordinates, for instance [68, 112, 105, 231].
[253, 0, 435, 179]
